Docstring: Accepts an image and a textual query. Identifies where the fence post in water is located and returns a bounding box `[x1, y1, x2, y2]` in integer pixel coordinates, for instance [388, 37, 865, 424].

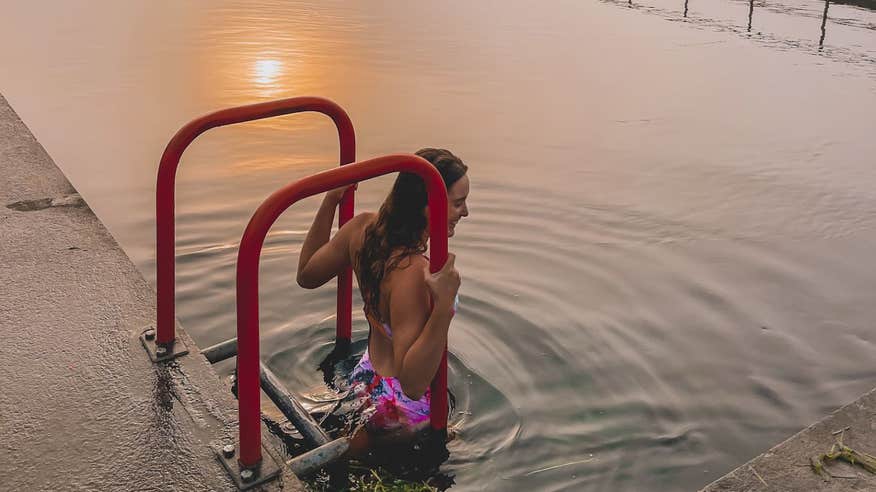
[154, 97, 356, 347]
[235, 154, 449, 468]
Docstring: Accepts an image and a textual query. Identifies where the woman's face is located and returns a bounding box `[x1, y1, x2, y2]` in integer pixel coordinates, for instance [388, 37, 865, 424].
[446, 174, 470, 237]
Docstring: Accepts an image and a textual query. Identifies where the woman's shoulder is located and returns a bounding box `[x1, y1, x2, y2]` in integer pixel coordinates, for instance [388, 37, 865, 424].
[342, 212, 376, 238]
[384, 253, 430, 312]
[349, 211, 377, 227]
[386, 252, 429, 279]
[346, 212, 377, 256]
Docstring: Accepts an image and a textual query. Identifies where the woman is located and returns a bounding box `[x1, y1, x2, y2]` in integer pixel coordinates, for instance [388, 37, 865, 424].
[297, 148, 470, 434]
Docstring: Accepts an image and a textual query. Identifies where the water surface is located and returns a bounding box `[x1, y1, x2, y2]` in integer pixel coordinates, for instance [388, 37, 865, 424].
[2, 1, 876, 490]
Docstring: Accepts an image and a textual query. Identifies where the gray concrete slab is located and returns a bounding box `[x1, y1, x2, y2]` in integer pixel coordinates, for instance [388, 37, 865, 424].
[701, 387, 876, 491]
[0, 92, 303, 491]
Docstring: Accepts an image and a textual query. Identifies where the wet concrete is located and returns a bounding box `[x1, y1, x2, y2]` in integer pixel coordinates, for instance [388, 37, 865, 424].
[700, 386, 876, 491]
[0, 92, 302, 491]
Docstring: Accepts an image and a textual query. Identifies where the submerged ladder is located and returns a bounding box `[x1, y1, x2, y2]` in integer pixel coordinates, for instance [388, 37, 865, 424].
[140, 97, 450, 489]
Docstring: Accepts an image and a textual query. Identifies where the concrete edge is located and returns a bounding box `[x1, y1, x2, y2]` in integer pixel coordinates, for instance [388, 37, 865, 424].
[700, 386, 876, 491]
[0, 91, 303, 491]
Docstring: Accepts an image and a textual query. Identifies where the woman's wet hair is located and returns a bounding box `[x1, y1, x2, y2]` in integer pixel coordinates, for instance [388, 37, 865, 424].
[357, 148, 468, 322]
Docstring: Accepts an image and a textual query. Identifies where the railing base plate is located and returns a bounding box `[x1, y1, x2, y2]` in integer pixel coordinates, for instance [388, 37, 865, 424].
[214, 442, 282, 490]
[140, 325, 189, 362]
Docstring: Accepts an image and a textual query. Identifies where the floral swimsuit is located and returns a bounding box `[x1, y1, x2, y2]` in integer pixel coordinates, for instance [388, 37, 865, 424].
[348, 295, 458, 430]
[349, 343, 432, 429]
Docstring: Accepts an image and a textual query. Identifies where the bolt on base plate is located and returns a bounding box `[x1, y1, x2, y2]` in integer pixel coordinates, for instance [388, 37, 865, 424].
[213, 442, 282, 490]
[140, 325, 189, 363]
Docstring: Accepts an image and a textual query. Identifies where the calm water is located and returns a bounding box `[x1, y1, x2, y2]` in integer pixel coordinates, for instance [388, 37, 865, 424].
[2, 1, 876, 490]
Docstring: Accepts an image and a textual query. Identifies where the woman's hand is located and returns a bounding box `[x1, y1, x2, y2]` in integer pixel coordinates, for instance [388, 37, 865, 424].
[324, 184, 356, 206]
[424, 253, 460, 310]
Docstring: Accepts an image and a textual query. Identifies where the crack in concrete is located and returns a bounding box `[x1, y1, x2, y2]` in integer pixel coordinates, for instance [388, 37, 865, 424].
[6, 193, 85, 211]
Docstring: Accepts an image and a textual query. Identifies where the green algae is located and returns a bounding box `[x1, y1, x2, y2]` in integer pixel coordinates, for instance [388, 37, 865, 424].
[810, 430, 876, 481]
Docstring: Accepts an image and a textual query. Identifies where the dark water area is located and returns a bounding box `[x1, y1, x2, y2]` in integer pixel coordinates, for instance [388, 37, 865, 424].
[2, 1, 876, 490]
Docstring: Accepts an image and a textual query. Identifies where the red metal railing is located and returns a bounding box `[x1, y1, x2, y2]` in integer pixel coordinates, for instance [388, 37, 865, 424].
[235, 154, 449, 467]
[155, 97, 356, 346]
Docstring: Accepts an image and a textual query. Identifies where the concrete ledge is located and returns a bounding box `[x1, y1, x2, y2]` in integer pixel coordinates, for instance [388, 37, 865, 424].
[701, 386, 876, 491]
[0, 92, 302, 490]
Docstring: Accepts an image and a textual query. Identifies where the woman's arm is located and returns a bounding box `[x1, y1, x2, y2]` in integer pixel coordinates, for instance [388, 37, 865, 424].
[297, 185, 361, 289]
[388, 254, 460, 400]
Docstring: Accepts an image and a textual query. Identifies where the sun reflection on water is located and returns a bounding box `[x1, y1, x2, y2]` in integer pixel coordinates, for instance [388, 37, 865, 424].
[253, 58, 283, 88]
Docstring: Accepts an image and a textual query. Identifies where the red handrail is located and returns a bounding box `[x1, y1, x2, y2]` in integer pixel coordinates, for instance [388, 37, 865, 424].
[236, 154, 449, 467]
[155, 97, 356, 345]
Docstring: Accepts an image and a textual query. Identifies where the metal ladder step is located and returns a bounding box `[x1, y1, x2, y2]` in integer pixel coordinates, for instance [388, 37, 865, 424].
[203, 338, 332, 449]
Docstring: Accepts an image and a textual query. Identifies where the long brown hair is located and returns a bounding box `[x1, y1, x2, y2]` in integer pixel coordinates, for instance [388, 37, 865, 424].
[357, 148, 468, 322]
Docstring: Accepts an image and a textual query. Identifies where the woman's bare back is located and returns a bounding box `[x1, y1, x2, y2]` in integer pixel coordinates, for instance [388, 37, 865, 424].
[347, 212, 431, 378]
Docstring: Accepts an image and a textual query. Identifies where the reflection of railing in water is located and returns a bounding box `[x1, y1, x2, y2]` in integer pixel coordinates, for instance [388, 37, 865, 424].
[832, 0, 876, 10]
[635, 0, 876, 58]
[821, 0, 832, 48]
[681, 0, 832, 41]
[748, 0, 754, 31]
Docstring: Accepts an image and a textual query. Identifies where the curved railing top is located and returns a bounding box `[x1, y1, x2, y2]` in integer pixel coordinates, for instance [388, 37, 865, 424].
[156, 97, 355, 181]
[234, 154, 449, 467]
[155, 97, 356, 345]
